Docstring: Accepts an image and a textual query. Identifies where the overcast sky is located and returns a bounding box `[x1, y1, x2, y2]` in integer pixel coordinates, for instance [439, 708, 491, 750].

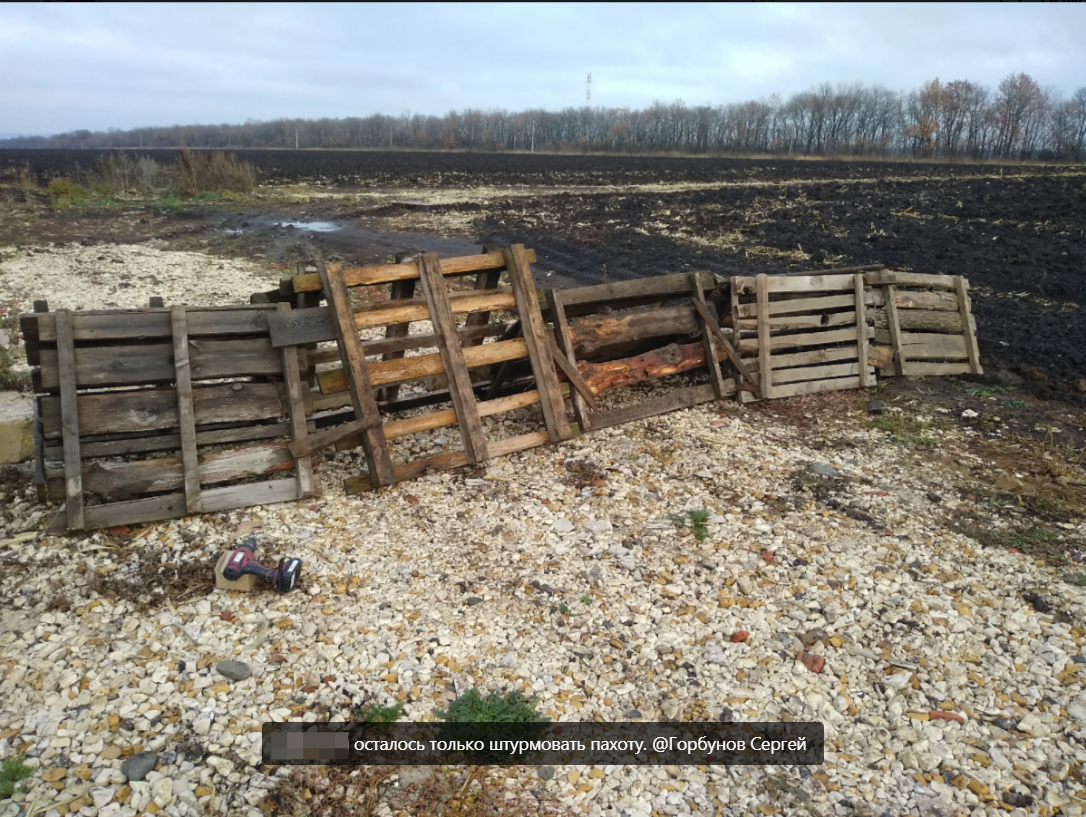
[1, 2, 1083, 137]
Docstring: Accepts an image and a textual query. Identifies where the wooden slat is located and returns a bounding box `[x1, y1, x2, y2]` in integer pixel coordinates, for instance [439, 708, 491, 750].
[854, 273, 869, 389]
[955, 277, 983, 375]
[47, 442, 295, 499]
[40, 382, 287, 439]
[896, 332, 970, 360]
[735, 273, 856, 295]
[417, 253, 489, 463]
[772, 362, 868, 385]
[756, 274, 772, 400]
[463, 246, 504, 348]
[319, 261, 395, 487]
[28, 306, 275, 343]
[317, 338, 529, 394]
[690, 298, 755, 387]
[44, 422, 293, 461]
[906, 361, 973, 376]
[298, 324, 504, 365]
[771, 376, 862, 398]
[379, 271, 417, 403]
[691, 272, 727, 400]
[548, 339, 599, 410]
[737, 311, 859, 331]
[35, 337, 282, 390]
[547, 289, 591, 433]
[890, 289, 960, 312]
[55, 310, 84, 531]
[738, 326, 873, 354]
[344, 430, 549, 494]
[736, 292, 877, 319]
[589, 383, 727, 430]
[171, 306, 202, 514]
[46, 477, 300, 535]
[883, 284, 906, 376]
[742, 345, 859, 370]
[504, 245, 571, 442]
[882, 271, 957, 290]
[291, 249, 536, 292]
[278, 303, 316, 498]
[557, 271, 714, 307]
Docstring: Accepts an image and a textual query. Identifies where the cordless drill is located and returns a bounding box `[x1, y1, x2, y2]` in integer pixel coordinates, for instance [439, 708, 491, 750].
[221, 536, 302, 592]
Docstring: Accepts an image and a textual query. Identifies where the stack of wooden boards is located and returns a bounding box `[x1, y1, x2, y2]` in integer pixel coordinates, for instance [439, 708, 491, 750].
[22, 248, 982, 533]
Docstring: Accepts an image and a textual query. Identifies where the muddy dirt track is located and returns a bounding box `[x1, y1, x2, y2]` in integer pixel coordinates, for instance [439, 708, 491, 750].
[3, 149, 1085, 393]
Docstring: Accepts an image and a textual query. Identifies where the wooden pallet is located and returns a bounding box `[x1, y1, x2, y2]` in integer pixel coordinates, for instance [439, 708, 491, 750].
[273, 246, 572, 495]
[732, 271, 879, 399]
[865, 271, 982, 377]
[547, 271, 747, 431]
[21, 303, 317, 534]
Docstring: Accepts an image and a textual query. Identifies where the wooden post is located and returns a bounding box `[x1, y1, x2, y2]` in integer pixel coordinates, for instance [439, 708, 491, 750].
[546, 289, 591, 433]
[170, 306, 202, 514]
[883, 284, 906, 376]
[854, 273, 870, 388]
[756, 273, 773, 399]
[691, 273, 727, 400]
[416, 253, 489, 463]
[463, 245, 503, 348]
[955, 277, 983, 375]
[318, 260, 396, 487]
[379, 252, 418, 402]
[277, 302, 316, 498]
[55, 310, 84, 531]
[504, 245, 571, 442]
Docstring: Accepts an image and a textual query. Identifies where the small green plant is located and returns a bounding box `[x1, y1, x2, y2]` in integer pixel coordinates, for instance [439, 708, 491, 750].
[965, 385, 1012, 398]
[1064, 572, 1086, 588]
[580, 595, 592, 605]
[671, 509, 711, 541]
[0, 754, 34, 798]
[355, 700, 405, 723]
[435, 688, 548, 723]
[47, 177, 90, 207]
[870, 414, 937, 448]
[550, 602, 570, 615]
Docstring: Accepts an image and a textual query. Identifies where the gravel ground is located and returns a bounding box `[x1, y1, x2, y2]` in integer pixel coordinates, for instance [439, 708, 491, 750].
[2, 243, 1086, 817]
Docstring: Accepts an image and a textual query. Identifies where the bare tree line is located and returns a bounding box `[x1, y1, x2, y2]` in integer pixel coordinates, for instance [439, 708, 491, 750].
[5, 73, 1085, 161]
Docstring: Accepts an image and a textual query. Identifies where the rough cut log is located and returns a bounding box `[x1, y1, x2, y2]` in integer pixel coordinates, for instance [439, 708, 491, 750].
[579, 340, 726, 395]
[871, 309, 964, 333]
[568, 304, 704, 358]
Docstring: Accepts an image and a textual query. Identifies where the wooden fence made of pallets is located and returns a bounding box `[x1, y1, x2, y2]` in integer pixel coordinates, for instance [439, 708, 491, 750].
[21, 303, 317, 534]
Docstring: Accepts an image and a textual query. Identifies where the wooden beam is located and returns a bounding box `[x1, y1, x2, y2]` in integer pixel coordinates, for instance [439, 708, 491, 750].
[417, 252, 489, 463]
[547, 289, 592, 432]
[55, 310, 84, 531]
[735, 273, 857, 295]
[463, 245, 504, 348]
[504, 245, 570, 442]
[690, 297, 754, 387]
[854, 273, 869, 388]
[691, 273, 727, 399]
[756, 273, 773, 399]
[291, 248, 536, 292]
[883, 284, 906, 376]
[557, 271, 714, 308]
[287, 417, 381, 459]
[589, 383, 731, 430]
[955, 277, 983, 375]
[170, 306, 202, 515]
[548, 339, 599, 410]
[278, 302, 316, 498]
[379, 266, 417, 402]
[319, 260, 395, 487]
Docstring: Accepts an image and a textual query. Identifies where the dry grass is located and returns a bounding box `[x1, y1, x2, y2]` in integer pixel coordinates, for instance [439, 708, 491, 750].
[177, 146, 257, 195]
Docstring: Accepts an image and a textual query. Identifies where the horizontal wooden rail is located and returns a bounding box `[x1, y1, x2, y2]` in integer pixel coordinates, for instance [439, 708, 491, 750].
[291, 249, 536, 292]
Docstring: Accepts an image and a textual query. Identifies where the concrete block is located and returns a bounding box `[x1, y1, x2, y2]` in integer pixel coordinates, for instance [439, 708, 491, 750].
[0, 392, 34, 464]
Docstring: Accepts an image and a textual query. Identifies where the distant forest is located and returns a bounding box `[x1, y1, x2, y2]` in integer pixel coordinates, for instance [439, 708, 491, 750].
[5, 74, 1086, 161]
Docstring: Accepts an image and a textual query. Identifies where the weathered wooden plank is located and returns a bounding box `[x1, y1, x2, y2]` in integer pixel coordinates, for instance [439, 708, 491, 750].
[737, 311, 859, 332]
[756, 274, 773, 399]
[773, 361, 868, 385]
[691, 273, 726, 400]
[41, 382, 287, 439]
[47, 442, 295, 499]
[317, 338, 528, 394]
[955, 277, 983, 375]
[35, 337, 283, 390]
[881, 271, 957, 290]
[504, 244, 571, 442]
[548, 339, 599, 410]
[771, 376, 862, 398]
[378, 267, 418, 403]
[738, 326, 873, 354]
[55, 311, 83, 531]
[417, 253, 489, 462]
[882, 284, 907, 376]
[344, 429, 549, 494]
[46, 477, 300, 535]
[906, 361, 973, 376]
[557, 271, 715, 307]
[897, 331, 970, 360]
[319, 261, 395, 487]
[690, 298, 755, 387]
[43, 422, 293, 461]
[28, 306, 276, 343]
[303, 324, 504, 365]
[171, 306, 202, 514]
[854, 273, 869, 389]
[890, 289, 960, 312]
[589, 383, 728, 430]
[463, 246, 503, 348]
[547, 289, 591, 433]
[735, 273, 856, 296]
[278, 303, 316, 498]
[291, 249, 534, 292]
[736, 292, 879, 319]
[742, 345, 859, 370]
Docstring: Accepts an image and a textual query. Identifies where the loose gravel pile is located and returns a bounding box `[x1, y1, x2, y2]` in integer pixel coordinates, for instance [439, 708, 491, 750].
[2, 243, 1086, 817]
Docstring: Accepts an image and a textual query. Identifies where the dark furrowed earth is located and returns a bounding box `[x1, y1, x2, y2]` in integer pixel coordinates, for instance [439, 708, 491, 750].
[2, 148, 1084, 395]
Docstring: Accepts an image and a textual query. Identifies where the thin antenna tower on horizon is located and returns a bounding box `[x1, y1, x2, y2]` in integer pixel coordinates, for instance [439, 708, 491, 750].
[586, 72, 592, 105]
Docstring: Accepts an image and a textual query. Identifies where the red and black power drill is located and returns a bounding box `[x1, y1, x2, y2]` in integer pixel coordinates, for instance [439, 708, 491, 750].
[221, 536, 302, 592]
